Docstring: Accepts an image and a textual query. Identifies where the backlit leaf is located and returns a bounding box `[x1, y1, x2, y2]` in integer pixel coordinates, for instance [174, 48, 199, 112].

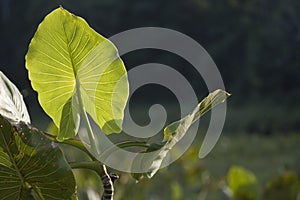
[26, 7, 128, 141]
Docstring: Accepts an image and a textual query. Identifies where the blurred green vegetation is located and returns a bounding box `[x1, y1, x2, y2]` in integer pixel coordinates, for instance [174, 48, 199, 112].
[227, 166, 258, 200]
[65, 133, 300, 200]
[263, 171, 300, 200]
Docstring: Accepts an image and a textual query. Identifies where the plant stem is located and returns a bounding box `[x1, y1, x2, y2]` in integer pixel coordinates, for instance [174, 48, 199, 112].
[76, 78, 98, 154]
[80, 106, 98, 153]
[63, 138, 96, 160]
[116, 141, 150, 149]
[99, 141, 150, 160]
[74, 79, 115, 199]
[70, 161, 115, 200]
[42, 130, 97, 161]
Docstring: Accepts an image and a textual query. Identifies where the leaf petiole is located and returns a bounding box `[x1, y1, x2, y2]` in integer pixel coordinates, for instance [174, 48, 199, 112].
[75, 78, 98, 154]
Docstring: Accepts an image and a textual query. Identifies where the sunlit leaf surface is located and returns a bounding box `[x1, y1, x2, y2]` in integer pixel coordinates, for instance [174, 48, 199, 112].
[26, 7, 128, 140]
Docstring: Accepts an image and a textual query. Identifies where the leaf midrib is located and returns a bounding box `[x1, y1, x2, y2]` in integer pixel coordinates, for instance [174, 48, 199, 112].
[61, 16, 77, 79]
[59, 14, 108, 130]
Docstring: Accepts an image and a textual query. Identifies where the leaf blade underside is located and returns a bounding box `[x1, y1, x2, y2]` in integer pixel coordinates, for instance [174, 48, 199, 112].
[26, 7, 129, 140]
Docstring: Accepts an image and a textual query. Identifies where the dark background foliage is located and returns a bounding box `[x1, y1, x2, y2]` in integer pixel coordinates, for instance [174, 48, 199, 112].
[1, 0, 299, 134]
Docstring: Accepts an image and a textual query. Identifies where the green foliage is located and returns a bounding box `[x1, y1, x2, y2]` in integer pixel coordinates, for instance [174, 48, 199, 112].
[227, 166, 258, 200]
[110, 134, 300, 200]
[110, 146, 211, 200]
[0, 115, 76, 199]
[171, 181, 183, 200]
[0, 71, 76, 199]
[132, 90, 230, 181]
[0, 6, 234, 200]
[26, 7, 129, 141]
[263, 172, 300, 200]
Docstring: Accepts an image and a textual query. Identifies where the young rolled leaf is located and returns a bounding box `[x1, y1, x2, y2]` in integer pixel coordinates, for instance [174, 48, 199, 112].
[0, 115, 76, 199]
[26, 7, 129, 141]
[132, 89, 230, 181]
[0, 71, 30, 125]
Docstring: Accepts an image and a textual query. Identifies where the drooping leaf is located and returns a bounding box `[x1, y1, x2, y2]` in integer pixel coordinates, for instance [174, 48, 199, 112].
[227, 166, 258, 200]
[0, 115, 76, 199]
[132, 89, 230, 181]
[0, 71, 30, 125]
[26, 7, 129, 141]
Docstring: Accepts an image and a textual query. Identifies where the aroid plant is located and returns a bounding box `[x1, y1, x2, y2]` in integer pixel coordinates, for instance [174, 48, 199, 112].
[0, 7, 230, 200]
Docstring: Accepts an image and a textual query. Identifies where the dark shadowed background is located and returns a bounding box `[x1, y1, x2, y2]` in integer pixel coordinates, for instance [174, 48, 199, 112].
[1, 0, 299, 133]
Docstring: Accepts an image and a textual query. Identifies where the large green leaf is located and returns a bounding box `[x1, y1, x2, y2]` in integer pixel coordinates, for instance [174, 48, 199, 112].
[26, 7, 129, 141]
[0, 71, 30, 125]
[227, 166, 258, 200]
[132, 89, 230, 180]
[0, 115, 76, 199]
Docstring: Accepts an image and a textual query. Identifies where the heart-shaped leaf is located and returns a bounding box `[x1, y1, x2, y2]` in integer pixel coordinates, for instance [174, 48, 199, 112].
[132, 89, 230, 181]
[26, 7, 129, 141]
[0, 115, 76, 199]
[0, 71, 30, 125]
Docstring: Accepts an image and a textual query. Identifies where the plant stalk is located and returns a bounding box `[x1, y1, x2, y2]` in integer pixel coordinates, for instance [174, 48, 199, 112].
[99, 141, 150, 160]
[75, 78, 98, 154]
[74, 79, 114, 199]
[70, 161, 116, 200]
[42, 131, 97, 161]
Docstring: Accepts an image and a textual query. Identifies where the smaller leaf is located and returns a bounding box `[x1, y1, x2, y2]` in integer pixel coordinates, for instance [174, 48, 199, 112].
[132, 89, 230, 181]
[0, 71, 30, 124]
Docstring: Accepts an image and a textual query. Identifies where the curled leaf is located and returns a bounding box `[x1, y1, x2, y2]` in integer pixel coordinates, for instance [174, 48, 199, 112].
[132, 89, 230, 180]
[0, 71, 30, 124]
